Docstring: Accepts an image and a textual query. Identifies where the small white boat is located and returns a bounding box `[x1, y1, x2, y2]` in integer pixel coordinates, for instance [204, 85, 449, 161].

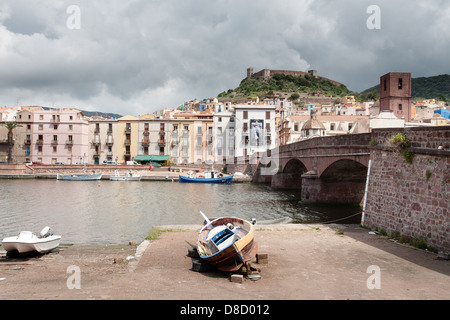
[2, 226, 61, 254]
[57, 172, 103, 181]
[110, 170, 142, 181]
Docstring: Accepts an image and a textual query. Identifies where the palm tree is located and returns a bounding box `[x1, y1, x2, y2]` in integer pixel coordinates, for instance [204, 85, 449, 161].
[1, 121, 22, 163]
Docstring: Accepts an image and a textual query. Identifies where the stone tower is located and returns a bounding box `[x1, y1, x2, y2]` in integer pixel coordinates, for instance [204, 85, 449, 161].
[247, 67, 254, 79]
[379, 72, 412, 122]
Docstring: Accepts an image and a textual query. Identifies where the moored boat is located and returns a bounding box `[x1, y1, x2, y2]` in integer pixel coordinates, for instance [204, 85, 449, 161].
[110, 170, 141, 181]
[179, 170, 233, 184]
[57, 172, 103, 181]
[2, 226, 61, 254]
[196, 211, 257, 272]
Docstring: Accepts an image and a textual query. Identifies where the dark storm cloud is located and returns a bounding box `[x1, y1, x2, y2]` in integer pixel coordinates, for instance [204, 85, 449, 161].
[0, 0, 448, 114]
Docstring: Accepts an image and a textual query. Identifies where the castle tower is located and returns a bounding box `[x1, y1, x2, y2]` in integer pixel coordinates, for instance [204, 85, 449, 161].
[247, 67, 254, 79]
[379, 72, 412, 122]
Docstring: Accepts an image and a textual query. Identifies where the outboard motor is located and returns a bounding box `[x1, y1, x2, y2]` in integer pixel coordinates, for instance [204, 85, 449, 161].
[39, 226, 52, 238]
[251, 218, 257, 225]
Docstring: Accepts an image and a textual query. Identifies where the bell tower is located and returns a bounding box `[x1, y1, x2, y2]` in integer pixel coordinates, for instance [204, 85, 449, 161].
[379, 72, 412, 122]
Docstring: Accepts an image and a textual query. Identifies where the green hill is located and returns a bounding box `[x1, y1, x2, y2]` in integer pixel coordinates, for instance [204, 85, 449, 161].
[217, 73, 356, 100]
[360, 74, 450, 102]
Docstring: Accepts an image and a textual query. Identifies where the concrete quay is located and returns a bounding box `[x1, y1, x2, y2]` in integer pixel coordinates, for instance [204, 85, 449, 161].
[0, 224, 448, 301]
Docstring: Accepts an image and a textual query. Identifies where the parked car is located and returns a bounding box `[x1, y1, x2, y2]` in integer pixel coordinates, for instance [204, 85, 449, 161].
[103, 160, 117, 165]
[149, 162, 161, 167]
[55, 162, 65, 165]
[126, 161, 141, 165]
[31, 161, 42, 165]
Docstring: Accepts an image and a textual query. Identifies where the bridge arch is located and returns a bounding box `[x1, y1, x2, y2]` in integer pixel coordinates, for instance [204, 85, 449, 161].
[283, 158, 308, 174]
[317, 159, 368, 204]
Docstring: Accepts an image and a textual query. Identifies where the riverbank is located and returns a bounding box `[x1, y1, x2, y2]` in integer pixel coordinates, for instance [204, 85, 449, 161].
[0, 223, 449, 301]
[0, 168, 252, 182]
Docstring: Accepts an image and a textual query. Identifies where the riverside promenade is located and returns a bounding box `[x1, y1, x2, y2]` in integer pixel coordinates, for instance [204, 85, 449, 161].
[0, 223, 449, 301]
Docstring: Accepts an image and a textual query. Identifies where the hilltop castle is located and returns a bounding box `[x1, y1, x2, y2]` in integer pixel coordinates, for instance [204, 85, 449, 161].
[246, 67, 343, 87]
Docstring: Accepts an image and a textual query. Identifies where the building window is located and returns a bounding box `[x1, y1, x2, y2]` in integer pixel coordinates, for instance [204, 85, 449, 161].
[39, 115, 44, 120]
[265, 111, 270, 120]
[398, 104, 402, 110]
[383, 79, 387, 91]
[54, 124, 58, 130]
[53, 146, 57, 153]
[69, 125, 73, 131]
[398, 78, 403, 90]
[243, 111, 248, 119]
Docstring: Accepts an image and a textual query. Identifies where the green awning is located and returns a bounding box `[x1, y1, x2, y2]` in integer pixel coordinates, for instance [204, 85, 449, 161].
[149, 155, 170, 162]
[134, 155, 170, 162]
[134, 155, 152, 162]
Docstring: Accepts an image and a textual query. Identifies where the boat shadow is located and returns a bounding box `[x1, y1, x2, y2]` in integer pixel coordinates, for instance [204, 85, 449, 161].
[0, 248, 60, 261]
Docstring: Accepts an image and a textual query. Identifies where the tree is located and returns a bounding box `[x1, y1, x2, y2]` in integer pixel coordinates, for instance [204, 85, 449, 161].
[1, 121, 22, 163]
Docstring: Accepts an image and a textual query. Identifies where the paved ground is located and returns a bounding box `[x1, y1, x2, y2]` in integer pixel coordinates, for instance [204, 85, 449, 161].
[0, 223, 449, 301]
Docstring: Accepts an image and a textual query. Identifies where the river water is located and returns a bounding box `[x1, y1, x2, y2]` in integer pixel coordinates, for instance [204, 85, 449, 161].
[0, 180, 361, 245]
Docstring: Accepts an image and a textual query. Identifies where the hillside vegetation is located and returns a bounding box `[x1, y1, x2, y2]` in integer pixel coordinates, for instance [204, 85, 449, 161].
[217, 73, 357, 100]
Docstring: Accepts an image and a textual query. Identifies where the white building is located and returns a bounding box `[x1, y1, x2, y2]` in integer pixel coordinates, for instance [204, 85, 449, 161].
[233, 104, 276, 158]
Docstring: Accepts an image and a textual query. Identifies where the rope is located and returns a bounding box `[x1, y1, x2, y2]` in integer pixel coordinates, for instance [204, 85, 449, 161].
[313, 212, 362, 225]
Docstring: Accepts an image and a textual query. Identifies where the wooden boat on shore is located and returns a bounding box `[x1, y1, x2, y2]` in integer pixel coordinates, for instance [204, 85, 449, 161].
[110, 170, 141, 181]
[179, 170, 233, 184]
[2, 226, 61, 254]
[196, 211, 257, 272]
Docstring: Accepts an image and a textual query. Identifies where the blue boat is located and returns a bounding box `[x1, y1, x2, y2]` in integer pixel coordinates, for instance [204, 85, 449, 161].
[179, 170, 233, 184]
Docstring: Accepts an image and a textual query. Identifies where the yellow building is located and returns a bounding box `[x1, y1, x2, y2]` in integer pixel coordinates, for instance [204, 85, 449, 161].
[342, 96, 356, 105]
[117, 115, 139, 163]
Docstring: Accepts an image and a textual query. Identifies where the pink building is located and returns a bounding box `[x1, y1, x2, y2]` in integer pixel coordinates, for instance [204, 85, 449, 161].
[31, 109, 89, 164]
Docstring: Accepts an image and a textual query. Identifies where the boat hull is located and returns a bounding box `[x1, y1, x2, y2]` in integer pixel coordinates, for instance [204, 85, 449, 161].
[179, 175, 233, 184]
[110, 176, 141, 181]
[57, 173, 103, 181]
[197, 217, 257, 272]
[2, 235, 61, 254]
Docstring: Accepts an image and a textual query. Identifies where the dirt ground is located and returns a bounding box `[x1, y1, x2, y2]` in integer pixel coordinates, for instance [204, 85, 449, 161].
[0, 223, 449, 301]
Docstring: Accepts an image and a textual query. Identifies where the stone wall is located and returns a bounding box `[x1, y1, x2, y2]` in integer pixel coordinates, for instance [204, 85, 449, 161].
[364, 126, 450, 254]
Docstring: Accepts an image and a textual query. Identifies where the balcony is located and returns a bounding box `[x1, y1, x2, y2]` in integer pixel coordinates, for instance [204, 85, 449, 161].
[124, 139, 131, 145]
[142, 139, 150, 147]
[106, 136, 114, 145]
[24, 139, 32, 145]
[143, 129, 149, 136]
[92, 135, 101, 145]
[51, 140, 58, 145]
[66, 140, 74, 146]
[158, 141, 165, 147]
[36, 139, 44, 145]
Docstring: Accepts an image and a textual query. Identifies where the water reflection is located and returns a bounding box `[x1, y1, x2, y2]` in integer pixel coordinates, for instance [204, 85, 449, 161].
[0, 180, 361, 245]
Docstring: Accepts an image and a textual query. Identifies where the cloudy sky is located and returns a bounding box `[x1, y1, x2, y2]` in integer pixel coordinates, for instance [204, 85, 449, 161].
[0, 0, 449, 116]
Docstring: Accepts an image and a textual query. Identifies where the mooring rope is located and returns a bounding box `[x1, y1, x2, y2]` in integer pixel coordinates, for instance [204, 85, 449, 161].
[315, 212, 362, 225]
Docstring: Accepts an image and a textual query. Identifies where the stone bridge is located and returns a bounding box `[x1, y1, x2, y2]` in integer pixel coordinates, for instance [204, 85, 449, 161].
[254, 126, 450, 254]
[254, 133, 372, 204]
